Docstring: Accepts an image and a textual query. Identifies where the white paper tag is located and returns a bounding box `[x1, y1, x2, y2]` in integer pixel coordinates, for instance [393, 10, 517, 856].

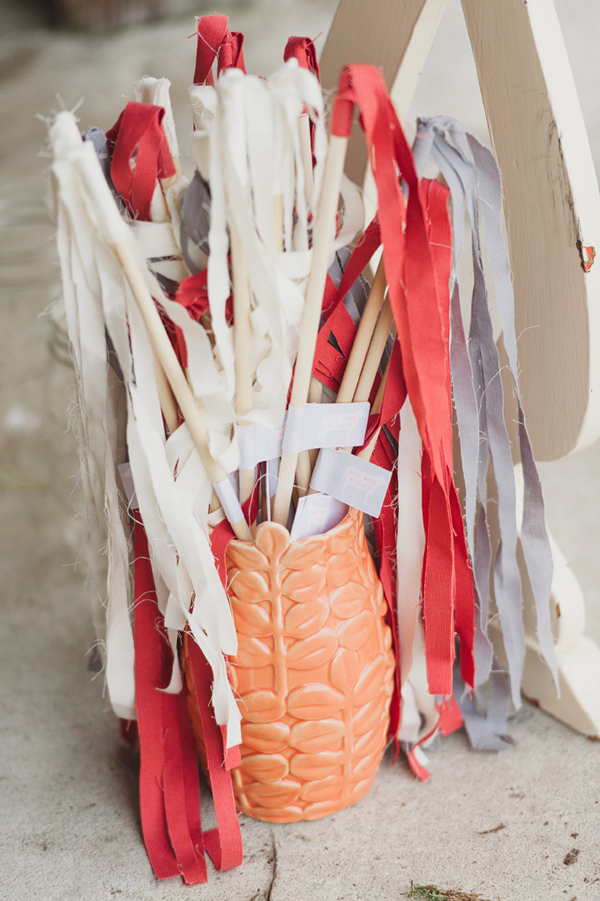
[118, 463, 138, 510]
[290, 493, 349, 541]
[283, 402, 370, 453]
[238, 419, 285, 470]
[309, 448, 392, 518]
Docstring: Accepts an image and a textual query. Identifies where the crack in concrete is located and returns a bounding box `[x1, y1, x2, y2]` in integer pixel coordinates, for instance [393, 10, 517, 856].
[265, 828, 278, 901]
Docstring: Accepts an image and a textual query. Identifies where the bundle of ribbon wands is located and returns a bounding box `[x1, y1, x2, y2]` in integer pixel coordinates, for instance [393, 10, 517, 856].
[49, 13, 559, 885]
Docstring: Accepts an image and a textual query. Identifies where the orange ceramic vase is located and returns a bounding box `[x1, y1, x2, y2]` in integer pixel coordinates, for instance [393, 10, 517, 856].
[184, 507, 395, 823]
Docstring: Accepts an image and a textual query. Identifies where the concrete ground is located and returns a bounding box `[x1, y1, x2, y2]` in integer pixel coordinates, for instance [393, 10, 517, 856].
[1, 1, 600, 898]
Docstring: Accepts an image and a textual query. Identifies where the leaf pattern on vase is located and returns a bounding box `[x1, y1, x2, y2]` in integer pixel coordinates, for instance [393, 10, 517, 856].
[185, 507, 395, 823]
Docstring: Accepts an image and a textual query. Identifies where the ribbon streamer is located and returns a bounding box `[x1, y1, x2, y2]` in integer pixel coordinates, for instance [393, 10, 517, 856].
[415, 117, 557, 705]
[50, 113, 243, 744]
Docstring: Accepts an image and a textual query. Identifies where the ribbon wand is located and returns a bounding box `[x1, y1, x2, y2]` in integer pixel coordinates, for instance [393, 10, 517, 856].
[65, 118, 252, 541]
[271, 132, 348, 525]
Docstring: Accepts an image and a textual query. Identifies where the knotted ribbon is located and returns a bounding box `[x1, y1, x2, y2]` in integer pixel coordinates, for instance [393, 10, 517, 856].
[193, 14, 246, 86]
[106, 102, 175, 222]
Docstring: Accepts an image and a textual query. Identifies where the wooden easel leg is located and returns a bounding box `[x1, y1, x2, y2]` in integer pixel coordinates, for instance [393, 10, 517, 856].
[489, 464, 600, 737]
[320, 0, 448, 187]
[322, 0, 600, 739]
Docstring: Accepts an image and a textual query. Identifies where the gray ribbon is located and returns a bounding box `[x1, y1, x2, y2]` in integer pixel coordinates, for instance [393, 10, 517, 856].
[453, 661, 515, 751]
[180, 169, 211, 274]
[414, 117, 557, 707]
[83, 127, 123, 209]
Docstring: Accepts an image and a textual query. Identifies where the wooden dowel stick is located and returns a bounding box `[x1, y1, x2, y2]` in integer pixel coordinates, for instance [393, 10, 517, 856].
[308, 290, 393, 489]
[131, 87, 181, 434]
[307, 353, 392, 495]
[282, 116, 316, 497]
[296, 377, 323, 495]
[238, 460, 256, 509]
[70, 135, 248, 534]
[272, 134, 349, 526]
[295, 453, 312, 497]
[153, 357, 179, 434]
[115, 240, 251, 541]
[303, 261, 389, 493]
[357, 353, 392, 462]
[239, 469, 256, 504]
[338, 301, 394, 458]
[297, 252, 387, 492]
[231, 223, 255, 505]
[131, 85, 181, 436]
[306, 331, 394, 493]
[352, 296, 393, 405]
[336, 258, 387, 404]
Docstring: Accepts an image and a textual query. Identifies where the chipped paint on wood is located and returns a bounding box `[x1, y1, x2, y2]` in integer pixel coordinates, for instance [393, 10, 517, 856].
[576, 240, 596, 272]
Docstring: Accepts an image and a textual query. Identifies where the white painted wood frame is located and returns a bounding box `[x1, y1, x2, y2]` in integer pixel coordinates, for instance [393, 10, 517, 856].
[320, 0, 600, 736]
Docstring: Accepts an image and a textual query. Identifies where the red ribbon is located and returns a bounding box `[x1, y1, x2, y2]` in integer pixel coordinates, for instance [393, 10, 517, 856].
[184, 640, 243, 871]
[332, 219, 381, 309]
[133, 518, 244, 884]
[194, 14, 246, 86]
[283, 35, 320, 162]
[175, 269, 234, 325]
[283, 35, 320, 80]
[421, 178, 475, 688]
[133, 519, 206, 883]
[106, 102, 175, 222]
[330, 65, 475, 695]
[312, 218, 382, 392]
